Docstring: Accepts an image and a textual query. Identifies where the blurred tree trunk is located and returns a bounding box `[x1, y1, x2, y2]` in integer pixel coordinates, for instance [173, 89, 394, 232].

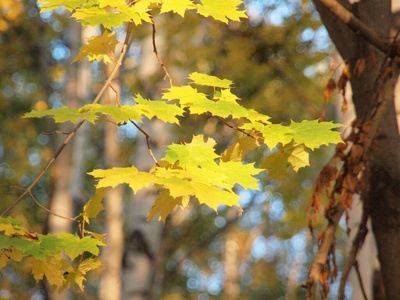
[313, 0, 400, 297]
[223, 229, 241, 299]
[47, 19, 91, 298]
[121, 34, 168, 300]
[99, 46, 124, 300]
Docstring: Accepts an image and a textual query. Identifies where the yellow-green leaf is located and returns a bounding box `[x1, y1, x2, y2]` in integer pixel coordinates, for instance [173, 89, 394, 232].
[72, 31, 119, 64]
[196, 0, 247, 23]
[160, 0, 196, 17]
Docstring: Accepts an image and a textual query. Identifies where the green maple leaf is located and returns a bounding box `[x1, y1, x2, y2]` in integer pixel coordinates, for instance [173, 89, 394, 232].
[288, 120, 344, 150]
[57, 233, 104, 260]
[218, 160, 260, 190]
[80, 104, 143, 123]
[160, 0, 196, 17]
[89, 166, 156, 192]
[23, 106, 97, 124]
[246, 109, 271, 124]
[134, 94, 184, 124]
[163, 85, 211, 115]
[23, 234, 64, 261]
[164, 135, 219, 169]
[196, 0, 247, 23]
[72, 31, 119, 64]
[38, 0, 84, 12]
[99, 0, 152, 25]
[262, 141, 310, 181]
[241, 122, 294, 149]
[72, 6, 131, 29]
[189, 72, 233, 88]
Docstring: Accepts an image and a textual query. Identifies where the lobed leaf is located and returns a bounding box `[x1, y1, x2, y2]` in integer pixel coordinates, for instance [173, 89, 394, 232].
[23, 106, 97, 124]
[196, 0, 247, 23]
[72, 31, 119, 64]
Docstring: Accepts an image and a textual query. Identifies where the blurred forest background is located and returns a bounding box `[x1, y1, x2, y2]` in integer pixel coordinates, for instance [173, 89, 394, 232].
[0, 0, 352, 299]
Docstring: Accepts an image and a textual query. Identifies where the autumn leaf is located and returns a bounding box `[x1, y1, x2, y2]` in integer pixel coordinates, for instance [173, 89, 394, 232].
[287, 120, 344, 150]
[72, 31, 119, 64]
[82, 187, 107, 223]
[160, 0, 196, 17]
[188, 72, 233, 88]
[221, 135, 259, 162]
[23, 106, 98, 124]
[57, 233, 105, 260]
[262, 141, 310, 181]
[354, 58, 366, 78]
[195, 0, 247, 23]
[324, 78, 336, 103]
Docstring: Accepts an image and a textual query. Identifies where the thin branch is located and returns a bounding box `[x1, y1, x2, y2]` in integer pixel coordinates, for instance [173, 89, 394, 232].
[2, 22, 133, 216]
[215, 116, 259, 139]
[338, 199, 369, 300]
[27, 189, 77, 222]
[129, 120, 159, 166]
[42, 131, 71, 135]
[314, 0, 394, 56]
[354, 260, 369, 300]
[151, 17, 173, 87]
[109, 83, 121, 106]
[305, 50, 398, 300]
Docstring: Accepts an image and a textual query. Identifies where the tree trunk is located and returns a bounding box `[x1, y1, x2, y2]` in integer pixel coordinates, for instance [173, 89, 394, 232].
[313, 0, 400, 297]
[47, 19, 91, 299]
[99, 55, 124, 300]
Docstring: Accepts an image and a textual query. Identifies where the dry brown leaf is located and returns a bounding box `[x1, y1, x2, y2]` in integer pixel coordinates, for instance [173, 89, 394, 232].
[324, 78, 336, 103]
[343, 64, 351, 79]
[354, 58, 366, 78]
[371, 50, 379, 68]
[341, 98, 348, 113]
[343, 174, 357, 193]
[350, 144, 364, 162]
[362, 120, 373, 133]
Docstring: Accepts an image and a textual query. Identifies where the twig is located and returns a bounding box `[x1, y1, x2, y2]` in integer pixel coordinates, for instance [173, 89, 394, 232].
[314, 0, 394, 56]
[42, 131, 71, 135]
[338, 198, 369, 299]
[129, 120, 159, 166]
[109, 83, 121, 106]
[354, 260, 369, 300]
[151, 17, 173, 87]
[305, 44, 398, 300]
[215, 116, 259, 139]
[2, 22, 133, 216]
[27, 189, 77, 222]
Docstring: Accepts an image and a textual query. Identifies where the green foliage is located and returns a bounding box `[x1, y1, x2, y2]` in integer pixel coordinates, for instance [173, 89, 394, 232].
[0, 217, 104, 291]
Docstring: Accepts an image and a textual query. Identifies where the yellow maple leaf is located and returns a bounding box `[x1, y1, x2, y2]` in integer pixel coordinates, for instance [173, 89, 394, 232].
[27, 255, 70, 286]
[160, 0, 196, 17]
[72, 31, 119, 64]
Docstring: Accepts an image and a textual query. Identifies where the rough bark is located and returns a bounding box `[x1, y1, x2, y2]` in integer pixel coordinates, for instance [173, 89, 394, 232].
[313, 0, 400, 298]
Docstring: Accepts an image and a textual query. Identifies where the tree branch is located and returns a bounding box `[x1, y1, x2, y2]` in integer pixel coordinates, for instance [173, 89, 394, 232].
[338, 198, 369, 300]
[2, 22, 133, 216]
[305, 49, 398, 300]
[313, 0, 393, 56]
[151, 17, 173, 87]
